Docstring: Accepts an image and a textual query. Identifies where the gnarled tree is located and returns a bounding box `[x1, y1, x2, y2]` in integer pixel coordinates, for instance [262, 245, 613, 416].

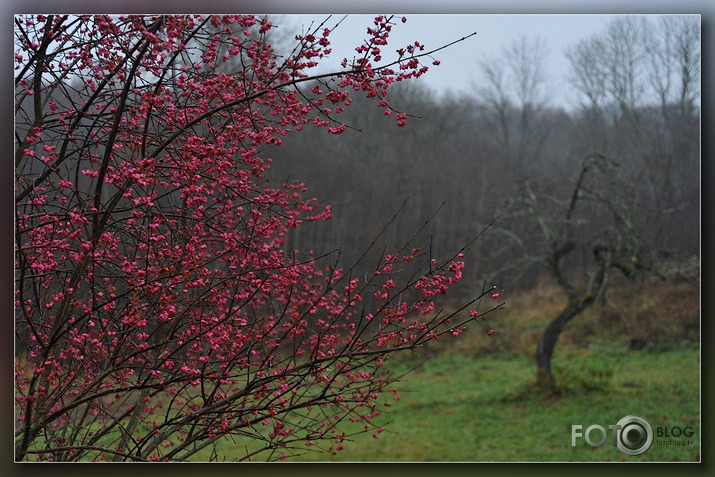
[491, 154, 659, 398]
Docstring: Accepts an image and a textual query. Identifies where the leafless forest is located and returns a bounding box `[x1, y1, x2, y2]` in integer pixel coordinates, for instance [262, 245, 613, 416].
[265, 16, 700, 296]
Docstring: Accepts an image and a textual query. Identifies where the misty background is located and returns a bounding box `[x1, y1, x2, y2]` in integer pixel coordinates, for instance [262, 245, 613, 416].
[262, 14, 700, 295]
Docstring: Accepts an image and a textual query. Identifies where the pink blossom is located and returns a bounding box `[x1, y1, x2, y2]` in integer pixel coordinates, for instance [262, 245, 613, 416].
[13, 13, 487, 463]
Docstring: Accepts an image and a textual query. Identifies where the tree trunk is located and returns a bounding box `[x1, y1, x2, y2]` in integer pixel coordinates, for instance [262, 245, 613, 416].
[535, 297, 594, 398]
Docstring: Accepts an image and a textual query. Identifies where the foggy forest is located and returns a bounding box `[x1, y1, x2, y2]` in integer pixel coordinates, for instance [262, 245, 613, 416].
[266, 15, 700, 295]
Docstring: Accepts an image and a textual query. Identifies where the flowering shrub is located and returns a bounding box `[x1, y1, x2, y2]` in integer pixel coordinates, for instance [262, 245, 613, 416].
[14, 14, 495, 461]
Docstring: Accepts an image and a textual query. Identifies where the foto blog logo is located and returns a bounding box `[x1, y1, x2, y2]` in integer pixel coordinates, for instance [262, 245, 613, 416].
[571, 415, 653, 456]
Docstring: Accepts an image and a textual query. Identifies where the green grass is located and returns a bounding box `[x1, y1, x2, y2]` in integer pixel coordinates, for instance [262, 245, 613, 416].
[46, 340, 697, 462]
[191, 272, 701, 463]
[263, 342, 700, 462]
[257, 274, 701, 463]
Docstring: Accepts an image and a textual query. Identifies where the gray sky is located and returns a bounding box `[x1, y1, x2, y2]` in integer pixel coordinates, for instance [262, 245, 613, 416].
[276, 14, 700, 109]
[278, 14, 626, 108]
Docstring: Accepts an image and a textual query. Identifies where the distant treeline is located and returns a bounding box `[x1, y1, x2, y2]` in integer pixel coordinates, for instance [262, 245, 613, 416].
[266, 16, 700, 293]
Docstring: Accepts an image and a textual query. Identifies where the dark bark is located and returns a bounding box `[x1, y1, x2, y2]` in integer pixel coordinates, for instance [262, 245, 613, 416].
[535, 294, 595, 397]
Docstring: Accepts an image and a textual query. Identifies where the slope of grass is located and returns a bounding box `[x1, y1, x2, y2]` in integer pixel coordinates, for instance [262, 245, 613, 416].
[285, 343, 699, 462]
[191, 276, 700, 462]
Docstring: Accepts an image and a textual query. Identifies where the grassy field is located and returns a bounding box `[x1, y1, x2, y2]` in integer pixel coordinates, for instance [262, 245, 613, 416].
[281, 343, 700, 462]
[198, 276, 700, 462]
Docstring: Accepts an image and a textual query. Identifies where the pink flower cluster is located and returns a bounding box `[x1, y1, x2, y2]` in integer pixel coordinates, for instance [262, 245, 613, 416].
[14, 14, 482, 462]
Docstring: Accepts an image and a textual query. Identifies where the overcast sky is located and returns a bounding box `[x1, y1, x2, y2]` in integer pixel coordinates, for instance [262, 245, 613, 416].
[278, 14, 625, 107]
[6, 2, 707, 109]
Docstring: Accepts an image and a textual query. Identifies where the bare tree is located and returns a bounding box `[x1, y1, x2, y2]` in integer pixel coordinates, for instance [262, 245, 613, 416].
[489, 154, 662, 398]
[603, 17, 649, 120]
[566, 16, 700, 257]
[646, 15, 700, 119]
[475, 35, 551, 185]
[566, 16, 649, 149]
